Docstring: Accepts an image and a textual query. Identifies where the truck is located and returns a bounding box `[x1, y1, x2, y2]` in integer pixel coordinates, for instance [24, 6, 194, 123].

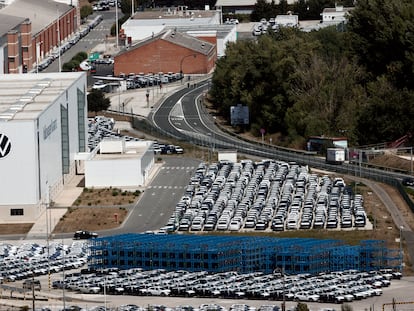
[326, 148, 345, 164]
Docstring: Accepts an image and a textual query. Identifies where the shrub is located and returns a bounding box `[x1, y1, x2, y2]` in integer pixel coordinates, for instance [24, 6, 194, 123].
[112, 190, 119, 196]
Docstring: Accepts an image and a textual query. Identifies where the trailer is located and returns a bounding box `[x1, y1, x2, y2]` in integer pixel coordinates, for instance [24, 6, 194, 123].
[326, 148, 345, 164]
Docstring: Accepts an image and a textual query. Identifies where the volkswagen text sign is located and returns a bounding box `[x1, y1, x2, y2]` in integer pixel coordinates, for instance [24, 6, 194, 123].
[0, 134, 11, 158]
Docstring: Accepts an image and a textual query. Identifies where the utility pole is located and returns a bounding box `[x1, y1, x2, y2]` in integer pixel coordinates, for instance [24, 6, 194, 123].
[31, 270, 35, 311]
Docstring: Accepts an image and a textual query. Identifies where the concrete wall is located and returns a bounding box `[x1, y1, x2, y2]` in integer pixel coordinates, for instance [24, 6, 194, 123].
[85, 158, 143, 188]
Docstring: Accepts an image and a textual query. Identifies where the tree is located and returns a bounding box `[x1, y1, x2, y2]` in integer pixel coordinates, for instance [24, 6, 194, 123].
[286, 54, 366, 145]
[210, 28, 318, 137]
[347, 0, 414, 88]
[356, 76, 414, 145]
[341, 304, 353, 311]
[296, 302, 309, 311]
[80, 5, 93, 19]
[278, 0, 289, 14]
[250, 0, 277, 21]
[87, 89, 111, 113]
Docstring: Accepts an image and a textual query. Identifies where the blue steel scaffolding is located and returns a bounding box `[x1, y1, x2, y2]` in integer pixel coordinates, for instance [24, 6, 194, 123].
[88, 234, 399, 274]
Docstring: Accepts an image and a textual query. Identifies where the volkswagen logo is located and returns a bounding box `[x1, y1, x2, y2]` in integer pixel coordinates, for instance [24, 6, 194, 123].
[0, 134, 11, 158]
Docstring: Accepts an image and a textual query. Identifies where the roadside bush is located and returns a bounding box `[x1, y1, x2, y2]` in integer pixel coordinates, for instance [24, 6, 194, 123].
[73, 52, 87, 63]
[62, 59, 80, 72]
[80, 5, 93, 19]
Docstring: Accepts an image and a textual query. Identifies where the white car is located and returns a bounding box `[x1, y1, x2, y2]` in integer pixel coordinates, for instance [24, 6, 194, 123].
[228, 220, 242, 231]
[174, 146, 184, 154]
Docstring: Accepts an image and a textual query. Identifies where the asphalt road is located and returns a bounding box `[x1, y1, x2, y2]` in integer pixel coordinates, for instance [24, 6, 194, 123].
[97, 156, 201, 236]
[44, 9, 118, 74]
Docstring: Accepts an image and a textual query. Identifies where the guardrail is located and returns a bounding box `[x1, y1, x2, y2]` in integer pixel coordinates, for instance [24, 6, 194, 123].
[107, 83, 414, 214]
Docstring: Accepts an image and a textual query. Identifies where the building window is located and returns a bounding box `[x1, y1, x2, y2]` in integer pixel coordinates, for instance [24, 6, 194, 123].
[22, 47, 28, 52]
[77, 88, 86, 152]
[61, 105, 69, 174]
[10, 209, 23, 216]
[8, 57, 15, 63]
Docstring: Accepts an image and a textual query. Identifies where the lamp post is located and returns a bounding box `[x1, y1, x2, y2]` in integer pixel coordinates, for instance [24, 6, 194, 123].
[56, 8, 61, 73]
[274, 267, 286, 311]
[400, 226, 404, 274]
[179, 53, 197, 84]
[36, 41, 43, 74]
[115, 0, 119, 49]
[31, 269, 35, 311]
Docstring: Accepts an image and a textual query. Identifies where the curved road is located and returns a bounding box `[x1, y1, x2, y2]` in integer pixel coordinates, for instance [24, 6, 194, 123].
[152, 81, 414, 268]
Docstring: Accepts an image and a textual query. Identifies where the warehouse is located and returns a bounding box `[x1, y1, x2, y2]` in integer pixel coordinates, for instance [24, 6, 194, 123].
[0, 72, 87, 222]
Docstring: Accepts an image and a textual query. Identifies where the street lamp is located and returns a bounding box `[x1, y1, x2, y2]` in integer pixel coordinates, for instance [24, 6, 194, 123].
[179, 53, 197, 84]
[400, 226, 404, 274]
[56, 8, 62, 73]
[273, 267, 286, 311]
[115, 0, 119, 49]
[35, 41, 43, 74]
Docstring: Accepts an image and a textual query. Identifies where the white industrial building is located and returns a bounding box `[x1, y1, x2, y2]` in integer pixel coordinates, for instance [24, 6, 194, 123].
[321, 5, 353, 24]
[0, 72, 87, 222]
[122, 9, 221, 41]
[120, 8, 236, 58]
[84, 138, 154, 188]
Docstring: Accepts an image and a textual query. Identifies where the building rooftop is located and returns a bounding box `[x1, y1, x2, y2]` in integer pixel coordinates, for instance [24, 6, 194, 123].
[1, 0, 71, 35]
[124, 9, 220, 28]
[215, 0, 297, 6]
[0, 13, 27, 37]
[161, 29, 215, 55]
[322, 6, 353, 14]
[0, 72, 85, 122]
[92, 139, 151, 160]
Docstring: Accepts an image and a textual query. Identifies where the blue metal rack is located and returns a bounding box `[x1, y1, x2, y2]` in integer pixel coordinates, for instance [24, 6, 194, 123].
[88, 234, 399, 274]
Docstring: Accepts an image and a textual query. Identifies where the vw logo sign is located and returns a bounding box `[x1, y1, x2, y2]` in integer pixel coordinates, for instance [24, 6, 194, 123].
[0, 134, 11, 158]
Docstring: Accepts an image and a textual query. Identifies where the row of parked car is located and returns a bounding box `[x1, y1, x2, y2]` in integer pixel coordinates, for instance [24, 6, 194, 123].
[49, 266, 400, 304]
[34, 15, 103, 72]
[88, 116, 144, 151]
[163, 159, 368, 233]
[153, 143, 184, 155]
[0, 241, 88, 284]
[88, 116, 183, 155]
[125, 72, 183, 90]
[93, 0, 119, 11]
[252, 17, 297, 36]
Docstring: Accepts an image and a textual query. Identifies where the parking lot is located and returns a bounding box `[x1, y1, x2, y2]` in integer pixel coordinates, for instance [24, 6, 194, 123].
[0, 240, 410, 311]
[163, 160, 370, 234]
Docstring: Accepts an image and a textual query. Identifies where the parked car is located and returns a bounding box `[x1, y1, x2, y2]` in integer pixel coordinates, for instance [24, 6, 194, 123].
[73, 230, 98, 240]
[402, 177, 414, 186]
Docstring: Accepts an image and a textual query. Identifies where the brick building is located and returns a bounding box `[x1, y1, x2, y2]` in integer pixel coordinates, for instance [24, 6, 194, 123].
[114, 29, 217, 76]
[0, 0, 77, 73]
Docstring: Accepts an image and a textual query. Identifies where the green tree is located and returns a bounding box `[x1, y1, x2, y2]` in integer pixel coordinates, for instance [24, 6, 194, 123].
[286, 54, 366, 146]
[347, 0, 414, 88]
[341, 304, 353, 311]
[278, 0, 289, 14]
[80, 5, 93, 19]
[210, 28, 318, 137]
[111, 15, 130, 36]
[251, 0, 277, 21]
[356, 76, 414, 145]
[296, 302, 309, 311]
[87, 89, 111, 113]
[73, 52, 87, 63]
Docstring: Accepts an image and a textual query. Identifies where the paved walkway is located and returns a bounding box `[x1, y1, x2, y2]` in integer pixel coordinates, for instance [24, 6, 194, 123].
[106, 76, 206, 118]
